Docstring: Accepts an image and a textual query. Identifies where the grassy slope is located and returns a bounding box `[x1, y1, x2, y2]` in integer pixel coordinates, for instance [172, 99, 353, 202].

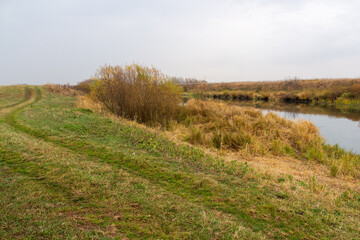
[0, 86, 360, 239]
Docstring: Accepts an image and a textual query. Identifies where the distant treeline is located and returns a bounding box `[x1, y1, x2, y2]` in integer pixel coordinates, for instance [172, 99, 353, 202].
[186, 78, 360, 105]
[170, 77, 207, 85]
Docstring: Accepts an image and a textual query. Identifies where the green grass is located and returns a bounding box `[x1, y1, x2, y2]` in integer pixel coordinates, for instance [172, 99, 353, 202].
[0, 86, 360, 239]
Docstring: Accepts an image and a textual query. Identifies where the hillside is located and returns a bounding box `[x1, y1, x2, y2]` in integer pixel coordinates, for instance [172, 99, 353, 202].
[1, 85, 360, 239]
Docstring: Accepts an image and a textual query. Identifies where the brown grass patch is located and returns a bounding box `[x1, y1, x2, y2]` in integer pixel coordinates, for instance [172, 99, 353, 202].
[45, 84, 81, 96]
[180, 99, 322, 156]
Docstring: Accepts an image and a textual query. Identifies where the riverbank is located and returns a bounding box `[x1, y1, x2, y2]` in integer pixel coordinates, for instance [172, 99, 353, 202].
[75, 76, 360, 178]
[77, 82, 360, 178]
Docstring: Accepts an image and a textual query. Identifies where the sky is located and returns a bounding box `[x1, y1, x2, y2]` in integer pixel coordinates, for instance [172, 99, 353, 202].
[1, 0, 360, 85]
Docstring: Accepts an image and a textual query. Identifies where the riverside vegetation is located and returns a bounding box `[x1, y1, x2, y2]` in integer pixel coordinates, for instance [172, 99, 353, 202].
[88, 65, 360, 178]
[0, 65, 360, 239]
[186, 78, 360, 108]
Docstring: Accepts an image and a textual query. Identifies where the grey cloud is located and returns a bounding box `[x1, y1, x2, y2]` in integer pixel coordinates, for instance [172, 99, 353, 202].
[1, 0, 360, 85]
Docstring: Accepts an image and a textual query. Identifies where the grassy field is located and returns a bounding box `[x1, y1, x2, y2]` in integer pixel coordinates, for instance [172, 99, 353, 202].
[1, 85, 360, 239]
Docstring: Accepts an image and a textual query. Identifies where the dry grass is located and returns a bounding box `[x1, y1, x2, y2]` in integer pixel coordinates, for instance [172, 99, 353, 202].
[242, 155, 360, 192]
[180, 99, 322, 155]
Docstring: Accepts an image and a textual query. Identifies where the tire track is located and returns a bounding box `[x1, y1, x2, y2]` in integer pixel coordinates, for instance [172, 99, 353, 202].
[0, 86, 35, 116]
[0, 86, 30, 111]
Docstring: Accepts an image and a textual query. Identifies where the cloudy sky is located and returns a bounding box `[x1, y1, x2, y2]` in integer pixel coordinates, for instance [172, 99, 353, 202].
[1, 0, 360, 85]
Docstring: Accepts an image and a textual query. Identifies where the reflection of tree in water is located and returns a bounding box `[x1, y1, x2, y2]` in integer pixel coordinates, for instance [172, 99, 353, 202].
[277, 112, 299, 119]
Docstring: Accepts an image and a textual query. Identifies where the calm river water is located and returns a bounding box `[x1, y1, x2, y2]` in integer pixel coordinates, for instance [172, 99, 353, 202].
[228, 101, 360, 154]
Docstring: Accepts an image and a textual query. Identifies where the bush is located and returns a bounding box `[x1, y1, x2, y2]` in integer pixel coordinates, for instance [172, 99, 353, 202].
[348, 83, 360, 98]
[73, 79, 95, 93]
[91, 64, 182, 126]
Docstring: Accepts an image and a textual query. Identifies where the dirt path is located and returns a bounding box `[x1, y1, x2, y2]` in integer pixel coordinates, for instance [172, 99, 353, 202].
[0, 86, 34, 114]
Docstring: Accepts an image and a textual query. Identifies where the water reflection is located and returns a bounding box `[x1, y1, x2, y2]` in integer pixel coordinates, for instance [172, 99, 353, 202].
[225, 100, 360, 154]
[228, 101, 360, 121]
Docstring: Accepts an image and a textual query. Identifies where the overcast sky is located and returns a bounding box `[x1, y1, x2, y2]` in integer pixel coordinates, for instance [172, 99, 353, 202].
[1, 0, 360, 85]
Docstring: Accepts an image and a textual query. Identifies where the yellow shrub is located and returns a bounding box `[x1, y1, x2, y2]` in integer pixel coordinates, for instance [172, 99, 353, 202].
[91, 64, 182, 126]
